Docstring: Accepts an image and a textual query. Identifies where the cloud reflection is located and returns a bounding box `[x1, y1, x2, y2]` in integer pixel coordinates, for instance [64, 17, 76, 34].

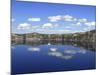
[28, 47, 40, 52]
[27, 46, 86, 60]
[48, 47, 87, 60]
[50, 48, 58, 52]
[64, 49, 86, 54]
[11, 46, 15, 49]
[48, 51, 73, 60]
[61, 55, 73, 60]
[48, 52, 62, 57]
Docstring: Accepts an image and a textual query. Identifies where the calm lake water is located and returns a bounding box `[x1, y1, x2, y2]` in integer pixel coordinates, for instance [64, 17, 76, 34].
[11, 41, 96, 74]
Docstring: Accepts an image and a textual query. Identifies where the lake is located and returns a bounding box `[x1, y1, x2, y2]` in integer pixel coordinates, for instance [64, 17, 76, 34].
[11, 41, 96, 74]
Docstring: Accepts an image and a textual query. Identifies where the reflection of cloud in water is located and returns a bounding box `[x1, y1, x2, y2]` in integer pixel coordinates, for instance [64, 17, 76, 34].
[48, 51, 73, 60]
[78, 50, 86, 54]
[11, 46, 15, 49]
[61, 55, 73, 60]
[73, 44, 77, 46]
[28, 47, 40, 52]
[48, 43, 51, 45]
[64, 49, 86, 54]
[50, 48, 58, 52]
[48, 52, 62, 57]
[48, 47, 87, 60]
[27, 46, 86, 60]
[64, 50, 76, 54]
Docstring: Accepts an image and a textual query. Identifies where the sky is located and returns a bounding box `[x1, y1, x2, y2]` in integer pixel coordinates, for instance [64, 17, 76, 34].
[11, 0, 96, 34]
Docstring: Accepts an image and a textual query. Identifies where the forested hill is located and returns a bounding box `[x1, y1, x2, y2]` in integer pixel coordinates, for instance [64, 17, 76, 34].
[12, 30, 96, 43]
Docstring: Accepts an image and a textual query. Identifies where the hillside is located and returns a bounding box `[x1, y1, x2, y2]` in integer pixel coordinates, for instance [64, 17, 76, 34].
[12, 30, 96, 43]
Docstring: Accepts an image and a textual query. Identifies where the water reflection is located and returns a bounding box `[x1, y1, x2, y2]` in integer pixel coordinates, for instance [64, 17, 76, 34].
[12, 40, 96, 51]
[48, 48, 87, 60]
[12, 40, 96, 74]
[48, 51, 62, 57]
[22, 41, 88, 60]
[50, 48, 58, 52]
[48, 51, 73, 60]
[11, 46, 15, 49]
[28, 47, 40, 52]
[12, 40, 95, 60]
[64, 49, 86, 54]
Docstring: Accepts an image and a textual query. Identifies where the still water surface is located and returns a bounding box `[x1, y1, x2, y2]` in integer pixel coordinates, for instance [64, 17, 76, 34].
[11, 41, 96, 74]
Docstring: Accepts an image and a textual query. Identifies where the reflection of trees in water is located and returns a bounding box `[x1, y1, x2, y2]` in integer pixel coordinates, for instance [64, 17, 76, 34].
[12, 39, 95, 51]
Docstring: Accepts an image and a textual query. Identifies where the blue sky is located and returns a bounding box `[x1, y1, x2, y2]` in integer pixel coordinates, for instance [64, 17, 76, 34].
[11, 0, 96, 34]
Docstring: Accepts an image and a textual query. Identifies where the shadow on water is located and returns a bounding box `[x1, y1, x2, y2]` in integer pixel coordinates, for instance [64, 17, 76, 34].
[12, 39, 96, 51]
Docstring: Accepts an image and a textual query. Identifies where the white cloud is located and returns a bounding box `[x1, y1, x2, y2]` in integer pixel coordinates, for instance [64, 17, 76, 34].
[31, 26, 39, 29]
[78, 18, 87, 23]
[48, 15, 77, 22]
[91, 21, 96, 26]
[73, 18, 77, 21]
[48, 15, 62, 22]
[71, 22, 82, 26]
[85, 21, 96, 26]
[63, 15, 73, 21]
[62, 15, 77, 22]
[28, 17, 41, 22]
[48, 15, 89, 23]
[53, 24, 59, 27]
[17, 23, 31, 30]
[42, 23, 53, 28]
[57, 30, 71, 34]
[76, 22, 81, 26]
[83, 28, 89, 31]
[65, 26, 71, 29]
[72, 19, 95, 27]
[40, 29, 71, 34]
[11, 18, 15, 22]
[42, 23, 59, 29]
